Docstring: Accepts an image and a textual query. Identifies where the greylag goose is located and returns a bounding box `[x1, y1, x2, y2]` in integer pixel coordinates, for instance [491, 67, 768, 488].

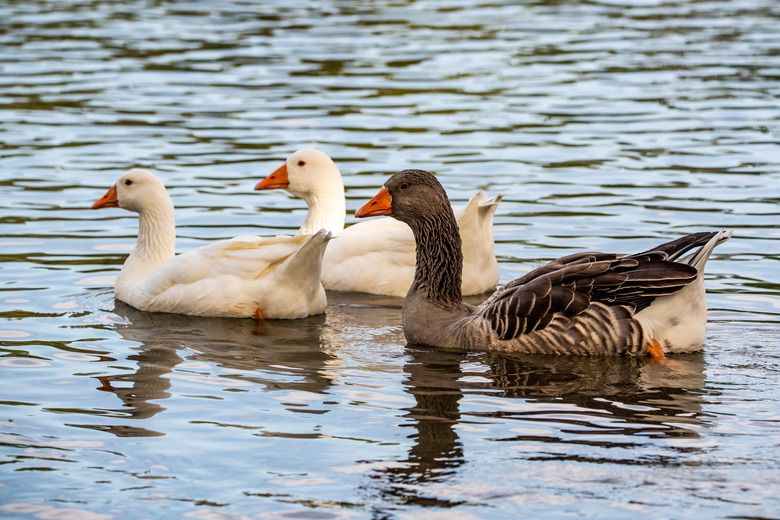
[356, 169, 731, 357]
[255, 149, 502, 296]
[92, 169, 330, 319]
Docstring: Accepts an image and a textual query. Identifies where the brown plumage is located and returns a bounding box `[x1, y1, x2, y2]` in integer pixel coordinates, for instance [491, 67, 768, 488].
[356, 169, 732, 356]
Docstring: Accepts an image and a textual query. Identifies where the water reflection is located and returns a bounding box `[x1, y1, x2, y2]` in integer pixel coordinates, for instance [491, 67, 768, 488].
[369, 348, 706, 507]
[320, 291, 404, 349]
[482, 352, 707, 431]
[377, 349, 468, 508]
[86, 301, 334, 437]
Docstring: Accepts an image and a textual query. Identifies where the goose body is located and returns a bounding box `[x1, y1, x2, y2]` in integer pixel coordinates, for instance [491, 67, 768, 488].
[256, 149, 501, 296]
[92, 169, 330, 319]
[356, 169, 731, 356]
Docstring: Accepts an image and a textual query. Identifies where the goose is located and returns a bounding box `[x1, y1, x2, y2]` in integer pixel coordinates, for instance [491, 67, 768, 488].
[255, 149, 502, 297]
[91, 168, 330, 319]
[355, 169, 732, 357]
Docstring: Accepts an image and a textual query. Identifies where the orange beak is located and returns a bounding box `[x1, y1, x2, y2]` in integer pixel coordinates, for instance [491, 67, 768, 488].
[92, 184, 119, 209]
[255, 163, 290, 190]
[356, 187, 392, 218]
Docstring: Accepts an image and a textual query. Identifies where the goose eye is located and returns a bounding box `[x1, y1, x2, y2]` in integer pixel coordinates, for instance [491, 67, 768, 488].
[399, 183, 408, 190]
[297, 160, 305, 167]
[124, 179, 133, 186]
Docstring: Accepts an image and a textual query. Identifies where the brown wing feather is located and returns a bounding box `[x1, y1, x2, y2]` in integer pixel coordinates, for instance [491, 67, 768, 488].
[632, 231, 718, 261]
[479, 237, 704, 341]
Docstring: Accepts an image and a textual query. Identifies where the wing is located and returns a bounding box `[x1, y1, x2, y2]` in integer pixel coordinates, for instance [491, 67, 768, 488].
[143, 234, 310, 298]
[194, 234, 310, 279]
[477, 251, 698, 341]
[631, 231, 719, 262]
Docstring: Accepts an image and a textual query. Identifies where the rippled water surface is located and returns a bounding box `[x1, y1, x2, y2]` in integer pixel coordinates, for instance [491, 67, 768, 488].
[2, 0, 779, 518]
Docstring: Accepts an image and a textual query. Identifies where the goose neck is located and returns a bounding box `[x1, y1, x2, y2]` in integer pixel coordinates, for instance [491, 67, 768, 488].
[125, 203, 176, 275]
[299, 191, 345, 234]
[409, 209, 463, 306]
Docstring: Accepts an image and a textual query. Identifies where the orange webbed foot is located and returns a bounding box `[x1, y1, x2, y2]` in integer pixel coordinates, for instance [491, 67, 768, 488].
[645, 339, 665, 363]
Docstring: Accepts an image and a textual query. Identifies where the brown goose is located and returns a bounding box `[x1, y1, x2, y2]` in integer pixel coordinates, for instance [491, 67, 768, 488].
[355, 169, 731, 358]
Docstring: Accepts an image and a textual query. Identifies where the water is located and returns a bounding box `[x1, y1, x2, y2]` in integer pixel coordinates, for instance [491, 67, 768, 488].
[1, 0, 779, 518]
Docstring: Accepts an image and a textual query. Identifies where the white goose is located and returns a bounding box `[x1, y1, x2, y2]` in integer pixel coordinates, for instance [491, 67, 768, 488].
[92, 169, 330, 319]
[255, 149, 502, 297]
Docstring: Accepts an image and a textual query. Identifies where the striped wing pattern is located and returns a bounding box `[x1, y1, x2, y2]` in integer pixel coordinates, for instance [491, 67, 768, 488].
[477, 234, 715, 344]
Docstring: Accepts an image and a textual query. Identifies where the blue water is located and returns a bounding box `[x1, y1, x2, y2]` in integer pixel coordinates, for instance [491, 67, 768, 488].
[1, 0, 779, 518]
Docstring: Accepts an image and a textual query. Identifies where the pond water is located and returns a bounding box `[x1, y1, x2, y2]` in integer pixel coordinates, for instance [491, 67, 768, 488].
[1, 0, 779, 518]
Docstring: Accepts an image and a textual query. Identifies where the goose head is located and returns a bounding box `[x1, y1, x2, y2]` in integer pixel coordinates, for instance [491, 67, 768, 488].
[255, 149, 346, 234]
[355, 169, 451, 226]
[256, 149, 344, 202]
[357, 169, 464, 304]
[92, 168, 172, 215]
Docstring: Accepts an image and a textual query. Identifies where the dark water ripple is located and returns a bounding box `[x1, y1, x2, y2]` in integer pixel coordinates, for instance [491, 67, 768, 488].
[1, 0, 779, 518]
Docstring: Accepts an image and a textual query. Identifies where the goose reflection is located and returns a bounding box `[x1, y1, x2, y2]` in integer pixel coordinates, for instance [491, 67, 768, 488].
[478, 352, 708, 443]
[370, 347, 707, 507]
[375, 348, 469, 508]
[89, 301, 333, 437]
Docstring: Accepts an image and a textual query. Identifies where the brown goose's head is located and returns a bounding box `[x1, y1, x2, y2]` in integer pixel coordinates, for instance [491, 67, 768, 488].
[355, 169, 451, 226]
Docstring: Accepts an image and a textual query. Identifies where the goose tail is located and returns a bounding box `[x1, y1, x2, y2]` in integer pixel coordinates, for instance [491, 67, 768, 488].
[458, 191, 503, 295]
[678, 229, 732, 273]
[277, 229, 332, 282]
[457, 191, 503, 223]
[479, 192, 503, 215]
[635, 229, 732, 353]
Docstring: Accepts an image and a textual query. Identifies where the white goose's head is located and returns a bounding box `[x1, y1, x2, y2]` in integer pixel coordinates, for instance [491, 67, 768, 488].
[256, 149, 344, 202]
[256, 149, 346, 234]
[92, 168, 172, 214]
